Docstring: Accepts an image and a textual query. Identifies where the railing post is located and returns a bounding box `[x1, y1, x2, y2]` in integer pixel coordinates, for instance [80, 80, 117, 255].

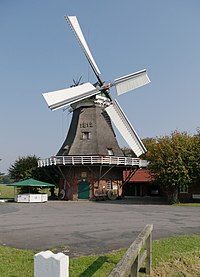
[108, 224, 153, 277]
[131, 255, 139, 276]
[146, 231, 152, 275]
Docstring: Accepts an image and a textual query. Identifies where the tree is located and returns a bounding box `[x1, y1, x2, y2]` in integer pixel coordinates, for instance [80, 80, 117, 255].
[8, 155, 39, 182]
[121, 146, 136, 157]
[190, 130, 200, 185]
[143, 131, 198, 202]
[0, 172, 4, 180]
[0, 158, 4, 181]
[8, 155, 59, 196]
[0, 174, 11, 184]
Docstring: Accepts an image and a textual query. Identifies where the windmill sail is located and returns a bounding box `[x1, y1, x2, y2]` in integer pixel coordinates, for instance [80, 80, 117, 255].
[114, 69, 150, 96]
[43, 82, 99, 111]
[105, 100, 147, 157]
[65, 16, 101, 78]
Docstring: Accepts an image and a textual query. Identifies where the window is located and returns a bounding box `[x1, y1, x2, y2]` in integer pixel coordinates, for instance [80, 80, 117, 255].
[107, 148, 114, 155]
[107, 179, 112, 189]
[82, 132, 91, 140]
[180, 185, 188, 194]
[81, 172, 87, 178]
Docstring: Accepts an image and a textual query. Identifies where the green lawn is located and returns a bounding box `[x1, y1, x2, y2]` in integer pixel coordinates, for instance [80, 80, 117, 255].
[0, 184, 14, 199]
[174, 203, 200, 207]
[0, 247, 36, 277]
[0, 235, 200, 277]
[151, 235, 200, 276]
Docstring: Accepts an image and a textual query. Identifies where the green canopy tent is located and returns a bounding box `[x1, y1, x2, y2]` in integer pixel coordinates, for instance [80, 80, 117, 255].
[7, 178, 55, 202]
[7, 178, 55, 187]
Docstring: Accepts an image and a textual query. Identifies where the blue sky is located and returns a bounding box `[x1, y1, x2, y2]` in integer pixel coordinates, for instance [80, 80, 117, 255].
[1, 1, 200, 173]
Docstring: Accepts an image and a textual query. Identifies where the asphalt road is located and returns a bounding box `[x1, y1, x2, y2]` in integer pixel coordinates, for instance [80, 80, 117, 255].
[0, 200, 200, 257]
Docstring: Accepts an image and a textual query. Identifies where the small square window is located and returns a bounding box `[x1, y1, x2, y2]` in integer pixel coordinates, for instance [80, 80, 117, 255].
[180, 185, 188, 193]
[81, 172, 87, 178]
[107, 148, 114, 155]
[82, 132, 91, 140]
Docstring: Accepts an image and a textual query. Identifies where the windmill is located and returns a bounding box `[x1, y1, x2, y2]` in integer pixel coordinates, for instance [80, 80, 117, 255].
[40, 16, 150, 200]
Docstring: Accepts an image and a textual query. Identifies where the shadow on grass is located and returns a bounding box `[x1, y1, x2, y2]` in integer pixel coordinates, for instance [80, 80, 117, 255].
[78, 256, 108, 277]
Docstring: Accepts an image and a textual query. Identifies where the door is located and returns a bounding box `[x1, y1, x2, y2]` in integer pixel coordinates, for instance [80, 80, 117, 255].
[124, 183, 143, 196]
[78, 180, 90, 199]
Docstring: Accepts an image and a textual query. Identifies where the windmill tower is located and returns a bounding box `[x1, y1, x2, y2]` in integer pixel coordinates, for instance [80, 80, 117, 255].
[39, 16, 150, 201]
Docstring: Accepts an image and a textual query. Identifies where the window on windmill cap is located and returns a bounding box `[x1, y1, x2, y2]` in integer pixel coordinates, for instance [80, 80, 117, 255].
[107, 148, 114, 155]
[82, 132, 91, 140]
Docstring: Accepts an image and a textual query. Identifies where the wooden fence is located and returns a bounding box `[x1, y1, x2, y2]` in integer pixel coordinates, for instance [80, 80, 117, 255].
[109, 224, 153, 277]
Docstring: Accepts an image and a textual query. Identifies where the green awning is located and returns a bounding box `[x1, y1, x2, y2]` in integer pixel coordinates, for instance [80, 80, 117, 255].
[7, 178, 55, 187]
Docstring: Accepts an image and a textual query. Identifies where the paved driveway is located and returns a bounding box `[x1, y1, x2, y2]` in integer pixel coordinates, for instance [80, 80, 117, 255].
[0, 201, 199, 256]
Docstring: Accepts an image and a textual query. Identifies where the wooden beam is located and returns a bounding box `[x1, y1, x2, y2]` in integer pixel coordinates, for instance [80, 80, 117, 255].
[108, 224, 153, 277]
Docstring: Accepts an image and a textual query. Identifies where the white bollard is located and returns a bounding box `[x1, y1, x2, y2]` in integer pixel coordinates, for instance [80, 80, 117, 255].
[34, 250, 69, 277]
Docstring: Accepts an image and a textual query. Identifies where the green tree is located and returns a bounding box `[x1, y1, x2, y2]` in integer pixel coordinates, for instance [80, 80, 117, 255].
[0, 174, 11, 184]
[190, 130, 200, 185]
[0, 159, 4, 181]
[0, 172, 4, 180]
[8, 155, 39, 182]
[8, 155, 59, 196]
[143, 131, 197, 202]
[121, 146, 136, 157]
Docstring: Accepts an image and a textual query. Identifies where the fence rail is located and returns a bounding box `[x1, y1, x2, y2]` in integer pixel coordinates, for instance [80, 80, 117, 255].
[38, 155, 148, 168]
[109, 224, 153, 277]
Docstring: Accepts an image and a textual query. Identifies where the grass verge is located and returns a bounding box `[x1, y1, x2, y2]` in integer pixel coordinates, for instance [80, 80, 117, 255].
[174, 203, 200, 207]
[0, 184, 14, 199]
[0, 235, 200, 276]
[0, 247, 36, 277]
[150, 235, 200, 277]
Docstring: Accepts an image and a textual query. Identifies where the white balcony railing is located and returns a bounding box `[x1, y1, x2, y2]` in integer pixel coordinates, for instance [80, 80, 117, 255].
[38, 156, 148, 168]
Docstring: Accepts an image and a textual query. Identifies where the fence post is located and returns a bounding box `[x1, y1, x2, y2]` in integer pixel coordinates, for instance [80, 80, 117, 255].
[34, 250, 69, 277]
[131, 254, 139, 277]
[146, 231, 152, 275]
[108, 224, 153, 277]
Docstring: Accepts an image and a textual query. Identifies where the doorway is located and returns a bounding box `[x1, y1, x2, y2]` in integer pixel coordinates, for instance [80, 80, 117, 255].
[124, 183, 143, 196]
[78, 180, 90, 199]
